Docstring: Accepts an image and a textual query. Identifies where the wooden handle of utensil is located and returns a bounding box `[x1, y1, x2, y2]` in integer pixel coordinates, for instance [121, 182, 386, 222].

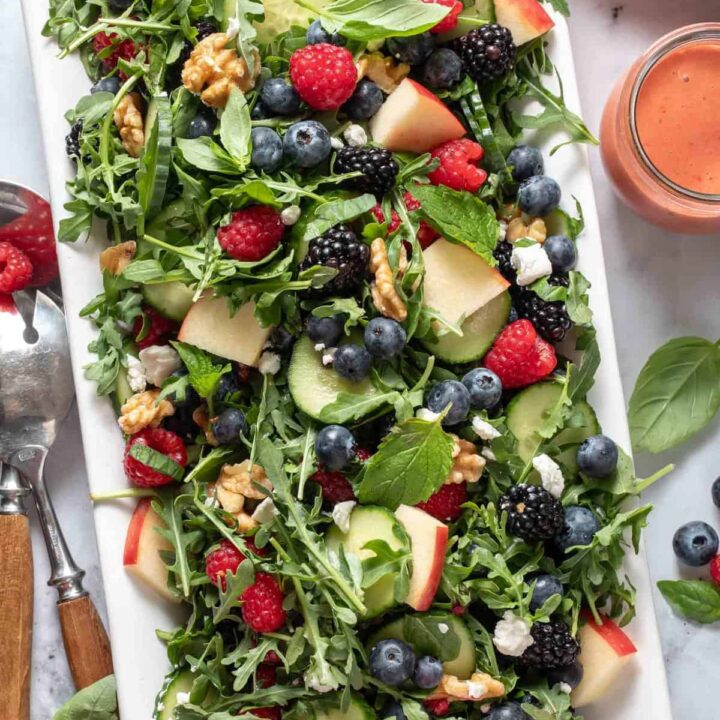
[59, 594, 114, 689]
[0, 514, 33, 720]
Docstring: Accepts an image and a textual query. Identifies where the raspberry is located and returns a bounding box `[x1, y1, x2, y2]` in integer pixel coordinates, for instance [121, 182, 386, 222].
[422, 0, 464, 34]
[310, 470, 356, 504]
[371, 192, 439, 249]
[239, 709, 281, 720]
[93, 31, 138, 74]
[133, 306, 179, 350]
[123, 428, 187, 487]
[0, 242, 33, 294]
[711, 555, 720, 586]
[206, 539, 245, 590]
[424, 698, 451, 717]
[217, 206, 285, 262]
[0, 294, 16, 313]
[416, 482, 468, 522]
[256, 663, 277, 688]
[484, 319, 557, 389]
[451, 601, 466, 616]
[264, 650, 281, 665]
[0, 190, 58, 286]
[429, 139, 488, 193]
[241, 572, 287, 633]
[355, 447, 372, 462]
[289, 44, 357, 110]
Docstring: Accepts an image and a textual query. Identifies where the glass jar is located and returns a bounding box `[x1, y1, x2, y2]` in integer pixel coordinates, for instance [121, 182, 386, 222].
[600, 24, 720, 234]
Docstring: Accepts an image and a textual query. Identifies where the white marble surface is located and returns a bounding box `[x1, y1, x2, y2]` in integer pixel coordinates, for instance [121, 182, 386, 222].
[3, 0, 720, 717]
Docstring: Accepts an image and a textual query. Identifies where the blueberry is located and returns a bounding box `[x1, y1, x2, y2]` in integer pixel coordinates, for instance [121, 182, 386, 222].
[508, 306, 519, 323]
[268, 326, 294, 354]
[315, 425, 356, 470]
[162, 407, 198, 443]
[251, 126, 284, 172]
[284, 120, 332, 168]
[333, 344, 373, 382]
[487, 702, 529, 720]
[108, 0, 132, 10]
[342, 79, 384, 121]
[210, 408, 248, 445]
[426, 380, 471, 426]
[364, 317, 407, 360]
[462, 367, 502, 410]
[547, 660, 584, 690]
[380, 699, 406, 720]
[251, 101, 271, 120]
[306, 19, 346, 46]
[422, 49, 462, 89]
[713, 477, 720, 508]
[544, 234, 577, 272]
[306, 314, 345, 347]
[90, 76, 121, 94]
[369, 639, 416, 686]
[215, 372, 241, 402]
[577, 435, 618, 478]
[517, 175, 562, 216]
[186, 112, 216, 139]
[386, 33, 435, 65]
[261, 78, 302, 116]
[554, 506, 601, 553]
[412, 656, 443, 689]
[507, 145, 544, 182]
[529, 574, 563, 611]
[673, 521, 719, 567]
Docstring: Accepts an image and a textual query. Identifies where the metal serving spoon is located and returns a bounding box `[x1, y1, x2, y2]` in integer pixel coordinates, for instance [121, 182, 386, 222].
[0, 289, 113, 714]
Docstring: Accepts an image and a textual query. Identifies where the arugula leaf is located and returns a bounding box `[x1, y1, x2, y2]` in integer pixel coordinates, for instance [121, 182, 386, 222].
[521, 683, 576, 720]
[628, 336, 720, 453]
[220, 86, 252, 166]
[318, 390, 399, 424]
[401, 615, 461, 661]
[566, 271, 593, 326]
[410, 185, 499, 264]
[53, 674, 118, 720]
[657, 579, 720, 624]
[301, 194, 377, 242]
[171, 341, 231, 399]
[360, 539, 411, 588]
[568, 328, 600, 402]
[358, 416, 455, 508]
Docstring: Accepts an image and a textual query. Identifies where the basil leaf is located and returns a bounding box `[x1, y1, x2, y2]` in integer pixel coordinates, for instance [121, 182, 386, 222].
[628, 337, 720, 453]
[301, 194, 377, 242]
[53, 674, 118, 720]
[220, 86, 252, 166]
[657, 579, 720, 624]
[129, 444, 185, 480]
[358, 416, 455, 509]
[171, 340, 231, 399]
[176, 136, 241, 174]
[306, 0, 450, 41]
[410, 184, 499, 265]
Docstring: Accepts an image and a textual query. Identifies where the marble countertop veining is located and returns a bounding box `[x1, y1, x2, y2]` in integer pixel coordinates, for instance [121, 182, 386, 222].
[3, 0, 720, 716]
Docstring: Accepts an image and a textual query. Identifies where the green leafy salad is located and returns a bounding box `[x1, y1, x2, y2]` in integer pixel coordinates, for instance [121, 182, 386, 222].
[45, 0, 670, 718]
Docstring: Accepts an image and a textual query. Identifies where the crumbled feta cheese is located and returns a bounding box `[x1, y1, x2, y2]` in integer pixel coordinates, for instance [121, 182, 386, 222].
[314, 342, 326, 352]
[203, 495, 216, 508]
[498, 219, 508, 242]
[437, 622, 449, 635]
[176, 691, 191, 705]
[225, 16, 240, 39]
[472, 416, 501, 441]
[305, 670, 338, 693]
[466, 680, 487, 699]
[281, 205, 301, 226]
[330, 136, 344, 150]
[156, 703, 165, 712]
[416, 407, 440, 422]
[138, 344, 181, 387]
[251, 497, 279, 524]
[492, 611, 534, 657]
[481, 447, 497, 462]
[322, 347, 337, 366]
[258, 351, 281, 375]
[532, 453, 565, 499]
[126, 355, 147, 393]
[511, 243, 552, 286]
[332, 500, 356, 534]
[558, 682, 572, 695]
[343, 123, 368, 147]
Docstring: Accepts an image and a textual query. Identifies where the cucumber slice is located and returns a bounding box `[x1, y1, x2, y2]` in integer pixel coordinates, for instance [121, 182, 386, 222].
[544, 209, 582, 241]
[142, 281, 195, 322]
[313, 693, 376, 720]
[113, 365, 134, 412]
[422, 291, 510, 364]
[506, 382, 599, 466]
[288, 334, 380, 422]
[367, 612, 476, 680]
[139, 95, 173, 218]
[326, 505, 409, 619]
[153, 670, 194, 720]
[223, 0, 328, 42]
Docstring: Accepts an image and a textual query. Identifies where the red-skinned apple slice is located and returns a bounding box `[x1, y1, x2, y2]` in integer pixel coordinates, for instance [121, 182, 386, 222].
[494, 0, 554, 46]
[395, 504, 448, 611]
[370, 79, 466, 153]
[123, 498, 180, 603]
[571, 611, 637, 708]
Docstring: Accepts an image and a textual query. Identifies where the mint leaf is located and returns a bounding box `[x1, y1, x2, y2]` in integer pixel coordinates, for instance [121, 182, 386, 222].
[358, 416, 455, 508]
[53, 674, 117, 720]
[171, 341, 231, 399]
[628, 337, 720, 453]
[657, 579, 720, 624]
[410, 185, 499, 264]
[220, 86, 252, 166]
[301, 194, 377, 242]
[128, 443, 185, 480]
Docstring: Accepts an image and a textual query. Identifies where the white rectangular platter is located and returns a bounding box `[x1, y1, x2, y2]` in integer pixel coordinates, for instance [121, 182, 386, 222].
[20, 4, 673, 718]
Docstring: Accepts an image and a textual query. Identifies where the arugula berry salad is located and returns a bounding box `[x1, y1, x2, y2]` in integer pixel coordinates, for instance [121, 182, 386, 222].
[45, 0, 669, 717]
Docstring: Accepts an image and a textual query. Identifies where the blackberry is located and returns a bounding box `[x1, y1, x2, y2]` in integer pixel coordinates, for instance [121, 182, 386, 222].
[548, 272, 569, 287]
[494, 240, 515, 283]
[519, 620, 579, 670]
[514, 286, 573, 343]
[65, 119, 82, 159]
[452, 25, 516, 83]
[499, 484, 564, 542]
[194, 20, 218, 40]
[168, 21, 218, 86]
[334, 145, 399, 198]
[301, 224, 369, 297]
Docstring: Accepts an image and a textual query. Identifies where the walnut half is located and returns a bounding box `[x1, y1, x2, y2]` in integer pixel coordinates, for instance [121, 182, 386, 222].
[113, 92, 144, 158]
[446, 435, 485, 485]
[99, 241, 136, 276]
[370, 237, 407, 322]
[118, 390, 174, 435]
[211, 460, 273, 532]
[428, 672, 505, 703]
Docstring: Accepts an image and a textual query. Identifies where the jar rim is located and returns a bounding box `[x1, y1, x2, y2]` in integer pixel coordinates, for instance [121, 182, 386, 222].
[629, 24, 720, 203]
